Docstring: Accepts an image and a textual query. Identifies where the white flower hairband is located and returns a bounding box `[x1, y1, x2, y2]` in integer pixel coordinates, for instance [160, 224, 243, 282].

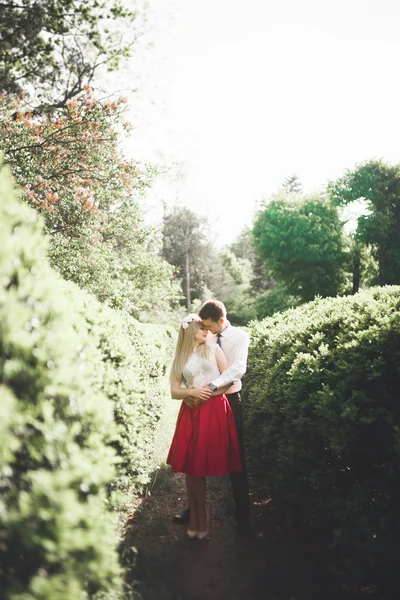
[182, 313, 199, 330]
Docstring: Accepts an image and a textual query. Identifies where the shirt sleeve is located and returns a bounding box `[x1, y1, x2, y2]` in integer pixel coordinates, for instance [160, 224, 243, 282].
[210, 331, 250, 389]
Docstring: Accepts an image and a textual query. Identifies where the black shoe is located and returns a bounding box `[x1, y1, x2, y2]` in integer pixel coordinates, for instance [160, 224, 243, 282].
[172, 507, 190, 525]
[236, 519, 252, 538]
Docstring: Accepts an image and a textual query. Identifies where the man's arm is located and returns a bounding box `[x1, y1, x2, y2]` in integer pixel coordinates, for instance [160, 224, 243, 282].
[209, 331, 250, 389]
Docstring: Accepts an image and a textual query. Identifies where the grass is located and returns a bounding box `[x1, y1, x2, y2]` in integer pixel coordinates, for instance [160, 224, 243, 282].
[150, 394, 180, 469]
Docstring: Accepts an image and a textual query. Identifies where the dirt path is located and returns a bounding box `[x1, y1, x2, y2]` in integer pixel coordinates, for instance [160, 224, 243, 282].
[122, 466, 373, 600]
[121, 399, 386, 600]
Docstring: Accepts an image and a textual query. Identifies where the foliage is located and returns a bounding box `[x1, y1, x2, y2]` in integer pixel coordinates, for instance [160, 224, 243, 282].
[163, 217, 260, 325]
[0, 90, 177, 316]
[0, 0, 139, 108]
[244, 286, 400, 585]
[82, 303, 176, 498]
[281, 173, 303, 194]
[218, 248, 256, 325]
[0, 162, 121, 598]
[192, 226, 273, 326]
[162, 206, 215, 308]
[255, 284, 301, 319]
[0, 162, 176, 598]
[229, 226, 272, 295]
[253, 193, 349, 302]
[329, 159, 400, 286]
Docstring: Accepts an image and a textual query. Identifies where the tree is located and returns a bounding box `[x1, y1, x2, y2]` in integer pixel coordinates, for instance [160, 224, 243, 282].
[329, 159, 400, 286]
[282, 174, 303, 194]
[229, 226, 273, 294]
[0, 0, 139, 109]
[161, 208, 256, 321]
[0, 88, 176, 315]
[253, 194, 348, 302]
[217, 248, 257, 325]
[162, 206, 215, 310]
[255, 284, 301, 319]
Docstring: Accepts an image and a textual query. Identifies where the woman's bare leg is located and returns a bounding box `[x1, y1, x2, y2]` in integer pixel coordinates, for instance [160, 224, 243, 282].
[188, 475, 207, 531]
[185, 474, 198, 531]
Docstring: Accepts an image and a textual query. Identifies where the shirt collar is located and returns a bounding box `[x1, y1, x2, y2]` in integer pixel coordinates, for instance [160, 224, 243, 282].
[218, 320, 231, 338]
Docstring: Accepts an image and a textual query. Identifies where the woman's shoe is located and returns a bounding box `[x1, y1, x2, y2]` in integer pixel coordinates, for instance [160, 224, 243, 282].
[197, 510, 210, 540]
[186, 528, 198, 540]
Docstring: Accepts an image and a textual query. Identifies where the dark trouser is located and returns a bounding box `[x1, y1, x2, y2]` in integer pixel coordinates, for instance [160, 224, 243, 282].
[226, 391, 250, 522]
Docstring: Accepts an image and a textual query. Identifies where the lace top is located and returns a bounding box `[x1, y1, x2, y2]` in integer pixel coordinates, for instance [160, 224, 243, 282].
[182, 344, 220, 388]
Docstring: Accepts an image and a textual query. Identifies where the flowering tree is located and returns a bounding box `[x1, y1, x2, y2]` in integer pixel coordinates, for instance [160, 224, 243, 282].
[0, 88, 177, 314]
[4, 89, 131, 222]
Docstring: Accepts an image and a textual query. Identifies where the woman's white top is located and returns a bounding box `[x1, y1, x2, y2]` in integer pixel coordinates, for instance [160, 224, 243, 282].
[182, 343, 220, 389]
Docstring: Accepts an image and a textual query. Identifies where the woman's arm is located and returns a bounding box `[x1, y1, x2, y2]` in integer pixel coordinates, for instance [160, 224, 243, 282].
[171, 378, 212, 406]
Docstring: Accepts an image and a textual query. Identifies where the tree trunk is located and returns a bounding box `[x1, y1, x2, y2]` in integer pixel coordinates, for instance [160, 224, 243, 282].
[352, 245, 361, 294]
[185, 248, 191, 311]
[376, 200, 387, 285]
[378, 246, 387, 285]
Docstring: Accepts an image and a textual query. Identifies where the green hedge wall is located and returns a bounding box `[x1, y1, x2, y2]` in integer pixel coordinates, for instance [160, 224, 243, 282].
[0, 164, 174, 599]
[80, 302, 175, 500]
[244, 287, 400, 584]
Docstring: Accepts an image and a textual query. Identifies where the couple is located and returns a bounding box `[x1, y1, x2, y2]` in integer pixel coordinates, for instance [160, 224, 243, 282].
[166, 299, 250, 540]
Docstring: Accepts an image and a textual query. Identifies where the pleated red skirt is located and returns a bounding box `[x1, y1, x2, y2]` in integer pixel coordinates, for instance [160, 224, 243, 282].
[166, 394, 242, 477]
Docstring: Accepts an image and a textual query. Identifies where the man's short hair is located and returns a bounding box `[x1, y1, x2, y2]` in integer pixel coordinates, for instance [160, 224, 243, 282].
[198, 299, 227, 322]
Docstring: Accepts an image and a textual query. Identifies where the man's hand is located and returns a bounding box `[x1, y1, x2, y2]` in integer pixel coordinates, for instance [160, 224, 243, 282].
[192, 387, 213, 401]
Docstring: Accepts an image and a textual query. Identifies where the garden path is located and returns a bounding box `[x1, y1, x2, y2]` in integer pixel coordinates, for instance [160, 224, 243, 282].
[121, 399, 375, 600]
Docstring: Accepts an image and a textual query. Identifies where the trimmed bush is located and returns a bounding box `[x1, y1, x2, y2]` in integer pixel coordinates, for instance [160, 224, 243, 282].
[0, 164, 121, 597]
[244, 287, 400, 584]
[78, 301, 175, 499]
[0, 163, 175, 598]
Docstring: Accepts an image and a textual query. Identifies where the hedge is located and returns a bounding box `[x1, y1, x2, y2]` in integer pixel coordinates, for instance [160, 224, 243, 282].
[0, 163, 174, 599]
[244, 287, 400, 585]
[80, 302, 175, 500]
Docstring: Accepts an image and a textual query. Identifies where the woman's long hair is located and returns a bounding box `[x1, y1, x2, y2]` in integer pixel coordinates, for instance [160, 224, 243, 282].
[170, 317, 210, 384]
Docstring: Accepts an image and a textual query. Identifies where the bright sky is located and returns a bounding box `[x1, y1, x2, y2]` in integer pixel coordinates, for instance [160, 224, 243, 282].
[121, 0, 400, 246]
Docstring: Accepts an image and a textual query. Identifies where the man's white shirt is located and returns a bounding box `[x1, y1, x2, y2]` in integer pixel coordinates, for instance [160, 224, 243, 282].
[210, 321, 250, 394]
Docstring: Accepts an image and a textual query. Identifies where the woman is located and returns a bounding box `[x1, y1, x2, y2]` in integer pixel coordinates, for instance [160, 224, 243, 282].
[167, 313, 241, 540]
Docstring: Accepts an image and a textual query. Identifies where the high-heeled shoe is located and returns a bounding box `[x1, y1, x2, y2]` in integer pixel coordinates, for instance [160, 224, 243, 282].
[186, 528, 198, 540]
[197, 510, 210, 540]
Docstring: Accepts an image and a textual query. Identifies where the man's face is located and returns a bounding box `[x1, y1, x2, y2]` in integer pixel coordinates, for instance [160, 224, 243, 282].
[201, 317, 224, 335]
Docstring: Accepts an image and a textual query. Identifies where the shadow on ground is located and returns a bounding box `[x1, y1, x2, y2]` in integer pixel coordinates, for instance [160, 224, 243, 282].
[120, 465, 393, 600]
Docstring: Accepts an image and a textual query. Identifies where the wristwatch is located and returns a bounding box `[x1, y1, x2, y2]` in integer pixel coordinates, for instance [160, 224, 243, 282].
[208, 383, 217, 392]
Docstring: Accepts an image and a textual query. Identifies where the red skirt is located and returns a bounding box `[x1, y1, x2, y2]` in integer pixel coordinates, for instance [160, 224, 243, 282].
[166, 394, 242, 477]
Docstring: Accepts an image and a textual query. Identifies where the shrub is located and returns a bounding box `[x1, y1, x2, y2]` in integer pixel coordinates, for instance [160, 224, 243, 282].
[0, 164, 121, 597]
[0, 163, 175, 598]
[255, 284, 301, 319]
[244, 287, 400, 584]
[78, 302, 175, 499]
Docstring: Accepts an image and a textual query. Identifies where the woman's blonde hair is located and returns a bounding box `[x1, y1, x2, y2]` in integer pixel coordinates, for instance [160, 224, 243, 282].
[170, 316, 210, 384]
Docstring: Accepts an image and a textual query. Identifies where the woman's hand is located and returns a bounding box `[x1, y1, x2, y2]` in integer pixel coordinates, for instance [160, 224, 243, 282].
[184, 387, 212, 407]
[171, 379, 213, 406]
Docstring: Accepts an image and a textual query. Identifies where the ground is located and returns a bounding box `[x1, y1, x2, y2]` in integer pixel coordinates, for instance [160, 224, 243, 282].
[121, 399, 388, 600]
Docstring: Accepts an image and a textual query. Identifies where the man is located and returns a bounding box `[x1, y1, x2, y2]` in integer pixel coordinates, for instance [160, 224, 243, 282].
[173, 299, 251, 536]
